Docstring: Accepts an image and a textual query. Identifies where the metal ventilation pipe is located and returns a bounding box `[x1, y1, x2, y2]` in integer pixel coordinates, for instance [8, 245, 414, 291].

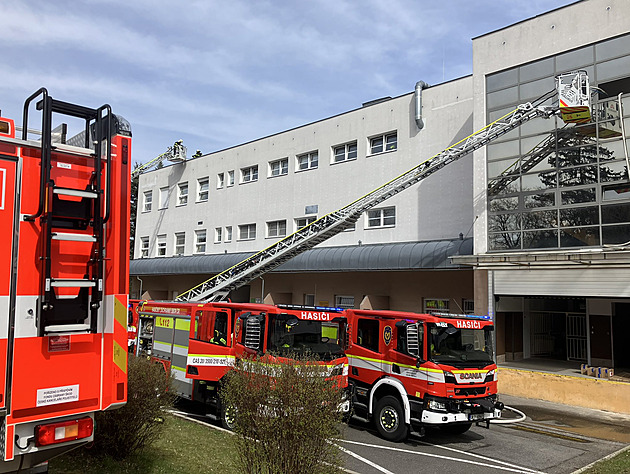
[414, 81, 429, 130]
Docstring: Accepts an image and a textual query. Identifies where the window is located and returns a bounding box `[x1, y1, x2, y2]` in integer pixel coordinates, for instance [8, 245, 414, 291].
[156, 234, 166, 257]
[297, 151, 318, 171]
[424, 298, 449, 314]
[174, 233, 185, 255]
[370, 132, 397, 154]
[356, 318, 379, 352]
[142, 190, 152, 212]
[159, 187, 169, 209]
[304, 294, 315, 306]
[269, 158, 288, 177]
[227, 170, 235, 187]
[333, 141, 357, 163]
[367, 207, 396, 228]
[238, 224, 256, 240]
[225, 226, 232, 242]
[197, 177, 209, 202]
[215, 227, 222, 243]
[140, 236, 149, 258]
[195, 230, 207, 254]
[177, 182, 188, 206]
[335, 295, 355, 309]
[267, 220, 287, 238]
[241, 165, 258, 183]
[217, 173, 225, 189]
[295, 216, 316, 230]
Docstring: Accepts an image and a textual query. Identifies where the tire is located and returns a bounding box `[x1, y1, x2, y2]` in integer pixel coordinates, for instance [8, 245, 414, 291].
[374, 395, 408, 442]
[220, 402, 237, 430]
[440, 422, 472, 435]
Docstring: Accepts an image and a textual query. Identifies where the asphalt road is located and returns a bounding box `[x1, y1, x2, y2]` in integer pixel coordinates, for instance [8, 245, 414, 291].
[339, 395, 630, 474]
[175, 394, 630, 474]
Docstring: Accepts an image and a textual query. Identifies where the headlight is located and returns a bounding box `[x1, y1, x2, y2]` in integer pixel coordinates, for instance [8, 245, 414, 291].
[427, 399, 447, 412]
[444, 371, 457, 384]
[484, 370, 496, 383]
[330, 363, 344, 377]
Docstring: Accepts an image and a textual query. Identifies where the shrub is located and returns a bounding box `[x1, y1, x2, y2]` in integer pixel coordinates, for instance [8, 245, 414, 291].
[221, 353, 345, 474]
[90, 356, 175, 459]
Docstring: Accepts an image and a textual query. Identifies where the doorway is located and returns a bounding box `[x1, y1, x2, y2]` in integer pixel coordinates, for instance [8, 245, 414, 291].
[612, 303, 630, 369]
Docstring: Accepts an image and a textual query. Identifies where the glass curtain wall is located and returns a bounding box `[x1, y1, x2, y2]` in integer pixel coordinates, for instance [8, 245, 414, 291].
[487, 34, 630, 251]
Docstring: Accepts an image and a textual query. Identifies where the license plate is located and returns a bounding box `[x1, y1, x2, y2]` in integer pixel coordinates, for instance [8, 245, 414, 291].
[468, 414, 484, 421]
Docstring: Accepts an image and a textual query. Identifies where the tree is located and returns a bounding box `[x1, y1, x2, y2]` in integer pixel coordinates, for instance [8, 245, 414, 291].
[222, 354, 345, 474]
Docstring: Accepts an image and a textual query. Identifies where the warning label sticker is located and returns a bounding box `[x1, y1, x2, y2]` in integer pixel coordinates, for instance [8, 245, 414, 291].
[36, 384, 79, 407]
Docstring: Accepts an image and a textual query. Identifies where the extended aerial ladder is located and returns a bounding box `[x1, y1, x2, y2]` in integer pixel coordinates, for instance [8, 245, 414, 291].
[176, 71, 592, 303]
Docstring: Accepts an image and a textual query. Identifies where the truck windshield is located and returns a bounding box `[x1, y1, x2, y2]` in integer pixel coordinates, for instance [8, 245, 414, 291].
[429, 323, 494, 366]
[267, 314, 344, 361]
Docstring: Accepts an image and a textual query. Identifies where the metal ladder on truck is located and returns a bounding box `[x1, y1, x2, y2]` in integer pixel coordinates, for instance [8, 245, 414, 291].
[175, 71, 591, 303]
[22, 88, 113, 336]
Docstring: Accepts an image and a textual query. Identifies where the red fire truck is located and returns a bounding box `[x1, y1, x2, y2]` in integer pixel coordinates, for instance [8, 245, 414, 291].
[135, 301, 350, 427]
[0, 89, 130, 471]
[346, 310, 503, 441]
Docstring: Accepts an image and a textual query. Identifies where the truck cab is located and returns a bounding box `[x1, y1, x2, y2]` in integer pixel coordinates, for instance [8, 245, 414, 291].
[346, 309, 503, 441]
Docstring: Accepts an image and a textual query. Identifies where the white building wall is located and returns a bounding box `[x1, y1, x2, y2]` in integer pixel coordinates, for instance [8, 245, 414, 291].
[135, 76, 474, 260]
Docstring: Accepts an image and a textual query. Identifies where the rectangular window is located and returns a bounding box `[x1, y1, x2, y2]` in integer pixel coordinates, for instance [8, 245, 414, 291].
[217, 173, 225, 189]
[241, 165, 258, 183]
[267, 220, 287, 238]
[304, 294, 315, 306]
[215, 227, 222, 243]
[156, 234, 166, 257]
[370, 132, 397, 155]
[142, 190, 152, 212]
[227, 170, 235, 186]
[195, 230, 207, 254]
[197, 177, 209, 202]
[140, 236, 149, 258]
[335, 295, 355, 309]
[159, 186, 169, 209]
[367, 206, 396, 228]
[269, 158, 288, 177]
[225, 226, 232, 242]
[174, 232, 185, 255]
[177, 182, 188, 206]
[239, 223, 256, 240]
[297, 151, 318, 171]
[333, 141, 358, 163]
[295, 216, 316, 230]
[424, 298, 449, 314]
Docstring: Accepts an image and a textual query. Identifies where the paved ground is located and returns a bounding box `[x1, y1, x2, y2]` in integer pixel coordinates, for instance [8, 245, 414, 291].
[500, 393, 630, 444]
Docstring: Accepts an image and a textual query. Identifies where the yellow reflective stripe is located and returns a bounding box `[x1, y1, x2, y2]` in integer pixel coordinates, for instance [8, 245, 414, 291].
[113, 340, 127, 374]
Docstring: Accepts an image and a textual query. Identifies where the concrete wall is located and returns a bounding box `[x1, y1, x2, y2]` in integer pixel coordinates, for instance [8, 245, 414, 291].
[130, 269, 474, 314]
[499, 368, 630, 415]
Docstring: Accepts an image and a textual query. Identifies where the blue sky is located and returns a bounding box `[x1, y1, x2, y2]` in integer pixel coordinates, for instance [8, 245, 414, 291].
[0, 0, 577, 165]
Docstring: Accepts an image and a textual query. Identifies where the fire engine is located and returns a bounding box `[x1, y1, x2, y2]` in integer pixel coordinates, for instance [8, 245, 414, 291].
[133, 71, 603, 437]
[135, 301, 349, 427]
[346, 310, 502, 441]
[0, 88, 130, 471]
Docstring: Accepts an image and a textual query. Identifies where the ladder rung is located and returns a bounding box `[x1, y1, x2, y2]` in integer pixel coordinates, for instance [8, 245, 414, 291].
[45, 324, 91, 333]
[50, 279, 96, 288]
[52, 232, 96, 242]
[53, 187, 98, 199]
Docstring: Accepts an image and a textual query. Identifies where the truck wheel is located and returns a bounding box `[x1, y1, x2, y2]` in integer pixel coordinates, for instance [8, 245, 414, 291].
[440, 422, 472, 435]
[221, 403, 237, 430]
[374, 395, 408, 442]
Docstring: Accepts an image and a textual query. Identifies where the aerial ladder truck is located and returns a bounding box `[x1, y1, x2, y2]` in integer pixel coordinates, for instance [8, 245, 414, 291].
[136, 71, 599, 434]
